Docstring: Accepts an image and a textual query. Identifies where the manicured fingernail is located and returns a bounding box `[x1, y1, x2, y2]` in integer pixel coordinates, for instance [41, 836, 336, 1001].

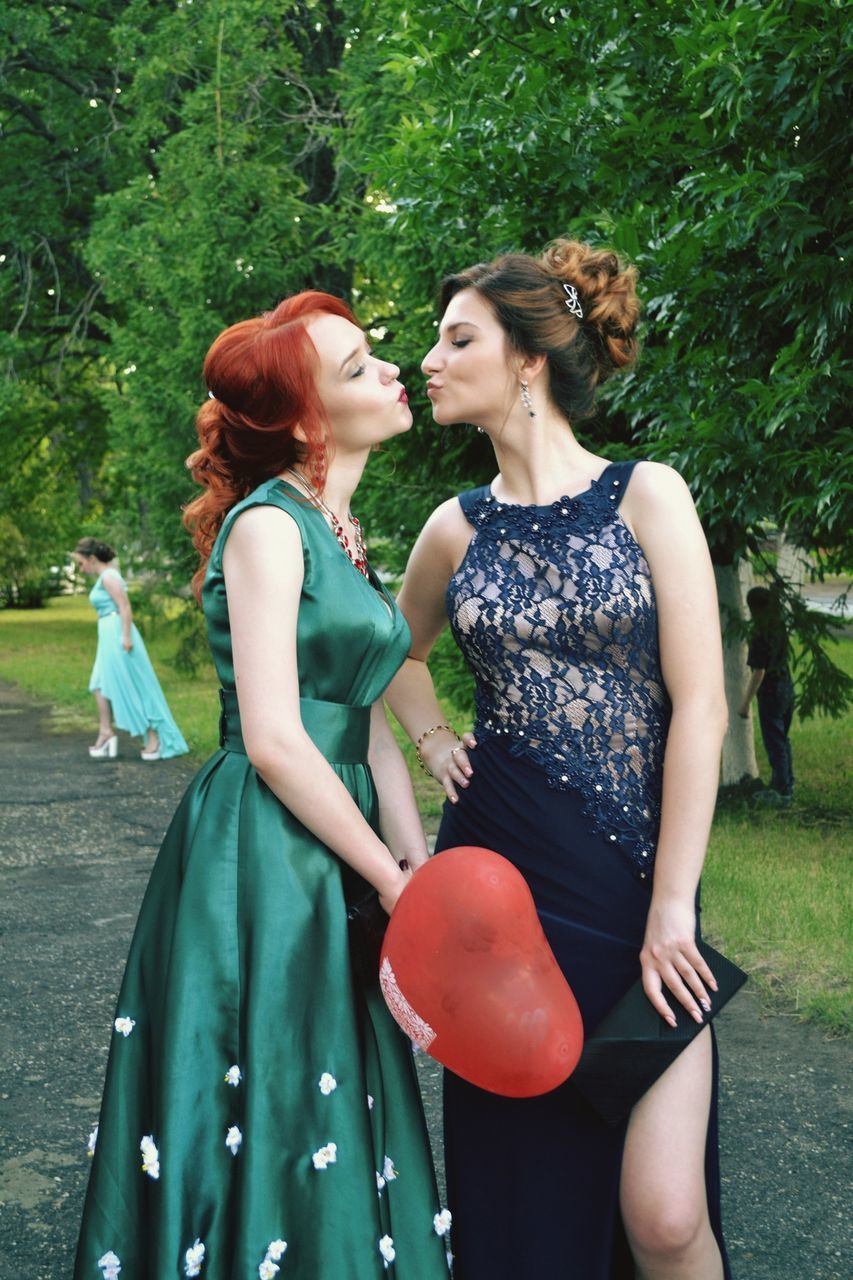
[666, 1016, 677, 1028]
[465, 768, 473, 777]
[692, 1009, 704, 1024]
[700, 998, 711, 1012]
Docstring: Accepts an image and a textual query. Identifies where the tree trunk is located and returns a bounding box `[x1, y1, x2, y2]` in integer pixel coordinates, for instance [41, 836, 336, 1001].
[715, 560, 759, 785]
[776, 534, 810, 592]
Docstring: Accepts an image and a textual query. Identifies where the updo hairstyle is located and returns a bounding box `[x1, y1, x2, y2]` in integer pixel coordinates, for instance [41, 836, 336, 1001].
[75, 537, 116, 563]
[439, 238, 640, 422]
[184, 290, 356, 598]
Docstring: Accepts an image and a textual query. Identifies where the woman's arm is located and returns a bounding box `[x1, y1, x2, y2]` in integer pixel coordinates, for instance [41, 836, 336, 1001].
[386, 498, 476, 803]
[623, 463, 729, 1026]
[101, 571, 133, 651]
[223, 505, 408, 912]
[368, 700, 429, 870]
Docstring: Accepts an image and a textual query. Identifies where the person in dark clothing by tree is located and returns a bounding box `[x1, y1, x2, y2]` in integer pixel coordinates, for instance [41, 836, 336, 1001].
[739, 586, 795, 803]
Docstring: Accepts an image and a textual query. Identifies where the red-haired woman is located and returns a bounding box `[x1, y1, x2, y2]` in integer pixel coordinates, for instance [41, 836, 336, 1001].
[75, 293, 451, 1280]
[388, 243, 731, 1279]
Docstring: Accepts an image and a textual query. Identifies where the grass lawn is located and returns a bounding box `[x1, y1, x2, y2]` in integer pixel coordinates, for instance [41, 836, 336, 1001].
[0, 594, 223, 750]
[1, 594, 850, 1034]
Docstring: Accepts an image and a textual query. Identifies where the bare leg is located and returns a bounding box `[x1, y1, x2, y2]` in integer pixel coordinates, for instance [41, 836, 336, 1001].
[92, 690, 114, 746]
[144, 727, 160, 754]
[620, 1027, 724, 1280]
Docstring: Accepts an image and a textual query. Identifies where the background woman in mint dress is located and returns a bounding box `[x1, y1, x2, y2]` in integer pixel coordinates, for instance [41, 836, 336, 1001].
[74, 292, 451, 1279]
[74, 537, 188, 761]
[387, 241, 731, 1279]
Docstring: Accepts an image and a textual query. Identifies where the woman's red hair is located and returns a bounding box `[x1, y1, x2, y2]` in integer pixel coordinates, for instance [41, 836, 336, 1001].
[183, 290, 355, 599]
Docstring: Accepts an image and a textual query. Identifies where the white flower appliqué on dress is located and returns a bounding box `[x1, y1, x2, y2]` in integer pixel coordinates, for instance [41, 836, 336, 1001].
[379, 957, 436, 1050]
[224, 1065, 242, 1087]
[258, 1239, 287, 1278]
[114, 1016, 136, 1037]
[318, 1072, 337, 1095]
[87, 1123, 99, 1157]
[98, 1251, 121, 1280]
[140, 1135, 160, 1180]
[379, 1234, 396, 1268]
[311, 1142, 337, 1170]
[433, 1208, 452, 1237]
[225, 1125, 242, 1155]
[382, 1155, 398, 1182]
[184, 1238, 205, 1276]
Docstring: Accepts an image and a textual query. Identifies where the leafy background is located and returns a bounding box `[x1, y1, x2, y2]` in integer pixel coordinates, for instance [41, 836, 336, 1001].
[1, 0, 850, 721]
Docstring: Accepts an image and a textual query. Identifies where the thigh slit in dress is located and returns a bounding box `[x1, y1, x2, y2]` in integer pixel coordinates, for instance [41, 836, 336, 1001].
[436, 462, 731, 1280]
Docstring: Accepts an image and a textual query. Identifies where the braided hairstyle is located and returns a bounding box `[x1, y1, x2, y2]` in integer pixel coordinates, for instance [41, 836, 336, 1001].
[438, 237, 640, 423]
[183, 290, 356, 599]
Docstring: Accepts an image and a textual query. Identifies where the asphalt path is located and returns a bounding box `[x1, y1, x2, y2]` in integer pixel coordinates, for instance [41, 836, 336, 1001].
[0, 682, 849, 1279]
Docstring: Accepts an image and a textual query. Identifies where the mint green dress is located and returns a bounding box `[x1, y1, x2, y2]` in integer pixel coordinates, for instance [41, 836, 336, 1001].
[88, 569, 188, 758]
[75, 479, 450, 1280]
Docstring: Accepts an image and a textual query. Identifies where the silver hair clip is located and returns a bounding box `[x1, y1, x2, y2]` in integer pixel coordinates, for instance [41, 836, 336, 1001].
[562, 283, 584, 320]
[207, 390, 216, 400]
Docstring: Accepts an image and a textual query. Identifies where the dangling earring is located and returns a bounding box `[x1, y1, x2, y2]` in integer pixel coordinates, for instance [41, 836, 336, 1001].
[520, 380, 535, 418]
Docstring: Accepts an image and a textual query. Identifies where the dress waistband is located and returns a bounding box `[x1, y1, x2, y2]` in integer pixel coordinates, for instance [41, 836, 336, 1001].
[218, 688, 371, 764]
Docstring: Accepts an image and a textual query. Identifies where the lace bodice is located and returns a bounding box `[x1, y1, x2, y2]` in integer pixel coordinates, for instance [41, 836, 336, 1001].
[446, 461, 670, 879]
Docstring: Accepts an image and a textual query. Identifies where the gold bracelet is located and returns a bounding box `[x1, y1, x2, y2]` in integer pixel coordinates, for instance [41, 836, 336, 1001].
[415, 723, 459, 775]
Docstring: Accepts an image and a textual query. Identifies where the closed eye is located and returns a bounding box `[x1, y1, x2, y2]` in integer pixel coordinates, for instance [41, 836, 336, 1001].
[350, 346, 376, 378]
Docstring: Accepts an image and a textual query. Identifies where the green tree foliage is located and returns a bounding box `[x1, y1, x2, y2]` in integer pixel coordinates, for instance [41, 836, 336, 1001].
[338, 0, 852, 715]
[1, 0, 354, 580]
[0, 2, 119, 576]
[85, 0, 353, 570]
[0, 0, 849, 717]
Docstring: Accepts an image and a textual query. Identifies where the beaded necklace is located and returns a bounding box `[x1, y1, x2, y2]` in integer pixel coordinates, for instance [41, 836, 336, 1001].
[283, 469, 369, 579]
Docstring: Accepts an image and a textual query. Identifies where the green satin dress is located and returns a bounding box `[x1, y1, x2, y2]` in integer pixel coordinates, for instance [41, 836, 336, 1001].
[75, 479, 451, 1280]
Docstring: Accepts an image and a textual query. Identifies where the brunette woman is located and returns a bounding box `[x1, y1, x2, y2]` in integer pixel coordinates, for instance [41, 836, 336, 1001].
[74, 537, 188, 761]
[387, 241, 731, 1279]
[75, 292, 451, 1280]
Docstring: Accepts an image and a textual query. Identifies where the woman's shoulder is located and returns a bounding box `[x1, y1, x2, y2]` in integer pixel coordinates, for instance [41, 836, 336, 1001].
[418, 491, 484, 546]
[619, 460, 697, 518]
[455, 484, 492, 521]
[224, 477, 315, 532]
[211, 479, 306, 571]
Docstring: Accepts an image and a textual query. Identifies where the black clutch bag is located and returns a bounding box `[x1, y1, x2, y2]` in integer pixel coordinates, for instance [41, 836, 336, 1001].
[570, 938, 747, 1126]
[346, 888, 388, 987]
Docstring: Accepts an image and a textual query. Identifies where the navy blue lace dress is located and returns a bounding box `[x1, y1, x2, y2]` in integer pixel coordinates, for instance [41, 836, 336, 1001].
[435, 461, 731, 1279]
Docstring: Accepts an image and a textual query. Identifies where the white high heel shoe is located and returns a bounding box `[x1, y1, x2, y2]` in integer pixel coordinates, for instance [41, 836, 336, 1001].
[89, 734, 118, 759]
[140, 747, 161, 761]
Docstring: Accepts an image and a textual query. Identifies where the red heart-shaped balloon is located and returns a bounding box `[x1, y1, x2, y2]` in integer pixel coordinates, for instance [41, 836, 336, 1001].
[379, 846, 584, 1097]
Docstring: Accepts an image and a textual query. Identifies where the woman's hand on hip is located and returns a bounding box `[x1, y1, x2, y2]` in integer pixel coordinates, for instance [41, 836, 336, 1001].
[421, 730, 477, 804]
[640, 896, 718, 1027]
